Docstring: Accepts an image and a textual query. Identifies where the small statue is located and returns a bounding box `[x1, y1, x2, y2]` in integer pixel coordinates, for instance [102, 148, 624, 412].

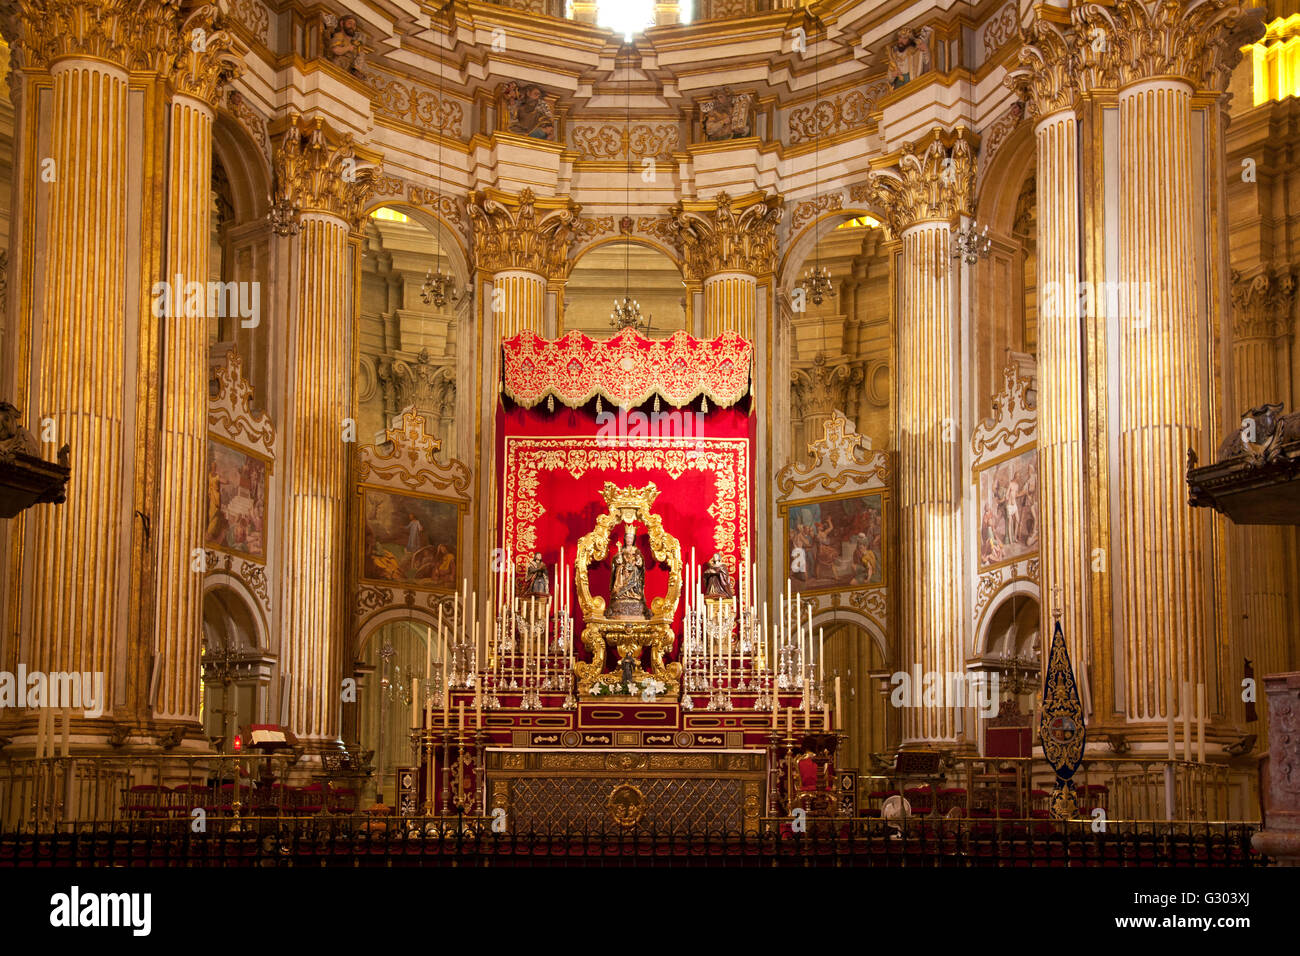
[524, 552, 550, 596]
[608, 524, 650, 619]
[701, 552, 734, 598]
[0, 402, 39, 463]
[701, 87, 751, 141]
[886, 27, 932, 88]
[322, 13, 367, 78]
[620, 656, 636, 688]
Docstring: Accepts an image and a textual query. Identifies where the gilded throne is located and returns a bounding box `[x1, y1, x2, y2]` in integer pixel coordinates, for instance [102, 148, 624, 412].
[573, 482, 684, 697]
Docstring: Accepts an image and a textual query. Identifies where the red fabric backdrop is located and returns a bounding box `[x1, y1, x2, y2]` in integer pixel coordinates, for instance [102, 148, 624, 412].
[496, 398, 753, 651]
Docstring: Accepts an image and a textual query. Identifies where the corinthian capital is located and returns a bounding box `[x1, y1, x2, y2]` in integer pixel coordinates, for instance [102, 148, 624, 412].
[859, 128, 976, 237]
[8, 0, 175, 72]
[468, 188, 582, 277]
[1231, 268, 1296, 340]
[1005, 8, 1086, 120]
[1075, 0, 1263, 93]
[668, 191, 782, 281]
[270, 114, 378, 232]
[169, 5, 243, 105]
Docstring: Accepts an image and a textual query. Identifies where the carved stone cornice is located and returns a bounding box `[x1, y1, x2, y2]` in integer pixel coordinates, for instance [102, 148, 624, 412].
[1232, 268, 1297, 340]
[270, 114, 378, 232]
[668, 191, 783, 281]
[1074, 0, 1261, 94]
[468, 188, 581, 278]
[861, 128, 976, 237]
[169, 5, 243, 106]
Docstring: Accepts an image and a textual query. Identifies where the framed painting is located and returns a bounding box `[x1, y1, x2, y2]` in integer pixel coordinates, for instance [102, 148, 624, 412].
[204, 437, 271, 560]
[359, 486, 461, 590]
[975, 445, 1039, 570]
[782, 490, 887, 596]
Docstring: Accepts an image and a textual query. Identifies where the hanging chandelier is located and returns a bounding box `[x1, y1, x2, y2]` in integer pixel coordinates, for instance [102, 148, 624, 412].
[420, 6, 462, 311]
[610, 295, 643, 330]
[801, 264, 833, 305]
[420, 268, 460, 307]
[798, 21, 833, 308]
[952, 223, 991, 264]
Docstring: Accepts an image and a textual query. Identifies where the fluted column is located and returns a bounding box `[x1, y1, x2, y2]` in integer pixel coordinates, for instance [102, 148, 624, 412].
[272, 116, 375, 747]
[1228, 270, 1297, 705]
[670, 192, 781, 341]
[1008, 17, 1093, 710]
[702, 273, 756, 339]
[866, 131, 974, 746]
[469, 188, 579, 341]
[151, 11, 240, 728]
[1114, 75, 1205, 722]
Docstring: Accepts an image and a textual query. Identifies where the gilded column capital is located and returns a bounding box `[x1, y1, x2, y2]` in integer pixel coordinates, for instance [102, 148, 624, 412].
[1005, 9, 1088, 120]
[861, 128, 976, 237]
[1231, 268, 1296, 339]
[270, 114, 379, 233]
[468, 187, 582, 278]
[168, 6, 243, 105]
[8, 0, 176, 72]
[1073, 0, 1263, 93]
[668, 191, 782, 281]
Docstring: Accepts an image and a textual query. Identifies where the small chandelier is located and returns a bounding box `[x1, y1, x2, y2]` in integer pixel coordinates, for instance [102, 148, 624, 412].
[610, 295, 642, 331]
[420, 268, 461, 307]
[952, 223, 991, 264]
[801, 264, 833, 305]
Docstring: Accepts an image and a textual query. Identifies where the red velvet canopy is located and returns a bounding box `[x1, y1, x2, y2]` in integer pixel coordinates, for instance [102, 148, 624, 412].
[501, 328, 752, 410]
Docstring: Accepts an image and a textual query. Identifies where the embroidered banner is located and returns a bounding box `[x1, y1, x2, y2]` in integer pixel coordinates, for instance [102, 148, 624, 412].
[496, 402, 753, 648]
[501, 328, 752, 410]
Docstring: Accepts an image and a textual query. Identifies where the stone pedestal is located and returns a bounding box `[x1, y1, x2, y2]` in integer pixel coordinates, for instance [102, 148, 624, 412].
[1252, 673, 1300, 865]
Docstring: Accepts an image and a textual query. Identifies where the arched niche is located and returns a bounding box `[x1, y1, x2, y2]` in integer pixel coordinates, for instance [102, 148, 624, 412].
[358, 204, 469, 461]
[971, 120, 1038, 421]
[971, 589, 1042, 758]
[561, 239, 685, 338]
[354, 613, 444, 801]
[210, 114, 275, 418]
[811, 615, 893, 777]
[782, 210, 893, 455]
[201, 582, 274, 751]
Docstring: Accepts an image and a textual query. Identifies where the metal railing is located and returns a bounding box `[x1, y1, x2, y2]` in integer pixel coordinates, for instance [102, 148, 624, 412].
[0, 813, 1263, 867]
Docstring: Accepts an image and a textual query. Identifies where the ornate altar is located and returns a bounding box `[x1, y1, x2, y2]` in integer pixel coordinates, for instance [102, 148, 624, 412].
[573, 482, 684, 697]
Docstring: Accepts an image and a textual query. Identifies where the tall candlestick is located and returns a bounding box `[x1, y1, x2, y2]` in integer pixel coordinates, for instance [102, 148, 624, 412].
[1166, 677, 1175, 761]
[1196, 682, 1206, 764]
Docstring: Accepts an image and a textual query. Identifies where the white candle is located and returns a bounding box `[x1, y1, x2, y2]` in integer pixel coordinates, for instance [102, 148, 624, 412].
[1166, 677, 1175, 760]
[1196, 682, 1206, 764]
[411, 677, 419, 728]
[819, 627, 824, 684]
[1182, 680, 1192, 762]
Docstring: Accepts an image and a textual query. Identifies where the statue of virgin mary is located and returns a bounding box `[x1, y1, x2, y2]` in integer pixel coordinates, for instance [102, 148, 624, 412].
[608, 524, 651, 619]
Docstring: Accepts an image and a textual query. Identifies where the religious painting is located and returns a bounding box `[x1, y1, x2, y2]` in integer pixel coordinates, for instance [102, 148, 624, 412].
[360, 487, 460, 589]
[783, 491, 886, 595]
[976, 446, 1039, 569]
[204, 438, 269, 560]
[499, 81, 556, 141]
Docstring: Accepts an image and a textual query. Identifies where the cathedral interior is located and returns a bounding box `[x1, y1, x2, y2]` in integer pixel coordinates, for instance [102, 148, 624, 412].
[0, 0, 1298, 879]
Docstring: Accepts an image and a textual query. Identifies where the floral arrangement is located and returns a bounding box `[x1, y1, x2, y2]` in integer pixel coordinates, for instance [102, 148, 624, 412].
[589, 677, 667, 702]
